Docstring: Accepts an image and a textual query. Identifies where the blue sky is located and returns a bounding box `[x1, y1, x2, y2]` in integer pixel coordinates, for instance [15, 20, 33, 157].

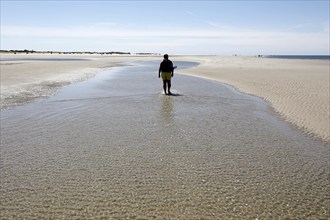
[1, 0, 329, 55]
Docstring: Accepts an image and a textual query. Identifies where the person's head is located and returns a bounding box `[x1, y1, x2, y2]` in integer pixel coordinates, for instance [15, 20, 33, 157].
[164, 54, 169, 60]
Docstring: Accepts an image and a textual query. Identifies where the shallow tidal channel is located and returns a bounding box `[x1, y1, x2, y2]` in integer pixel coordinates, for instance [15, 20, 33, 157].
[0, 61, 328, 219]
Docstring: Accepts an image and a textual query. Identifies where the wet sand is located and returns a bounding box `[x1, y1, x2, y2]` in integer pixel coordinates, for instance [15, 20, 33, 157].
[175, 56, 330, 142]
[1, 54, 328, 142]
[0, 54, 157, 109]
[0, 61, 329, 219]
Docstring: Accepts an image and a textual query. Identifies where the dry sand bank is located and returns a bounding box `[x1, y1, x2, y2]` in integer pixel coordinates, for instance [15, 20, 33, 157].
[175, 56, 329, 142]
[0, 53, 159, 108]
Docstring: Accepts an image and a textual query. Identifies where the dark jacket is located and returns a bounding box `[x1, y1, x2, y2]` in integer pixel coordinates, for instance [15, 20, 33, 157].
[159, 59, 174, 73]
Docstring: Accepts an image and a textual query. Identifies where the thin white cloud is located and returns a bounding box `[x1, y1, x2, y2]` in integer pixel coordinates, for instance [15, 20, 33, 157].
[323, 22, 329, 33]
[206, 21, 240, 31]
[291, 24, 305, 29]
[3, 24, 328, 38]
[90, 22, 118, 26]
[1, 25, 329, 55]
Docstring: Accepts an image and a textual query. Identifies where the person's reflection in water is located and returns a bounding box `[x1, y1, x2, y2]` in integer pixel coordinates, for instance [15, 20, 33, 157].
[160, 96, 174, 126]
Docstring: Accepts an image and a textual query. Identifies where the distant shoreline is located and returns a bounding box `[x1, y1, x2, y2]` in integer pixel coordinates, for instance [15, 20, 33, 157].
[0, 50, 160, 56]
[263, 55, 330, 60]
[1, 51, 329, 60]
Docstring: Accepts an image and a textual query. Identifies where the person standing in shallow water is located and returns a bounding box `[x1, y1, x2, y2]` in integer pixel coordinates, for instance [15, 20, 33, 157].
[158, 54, 174, 95]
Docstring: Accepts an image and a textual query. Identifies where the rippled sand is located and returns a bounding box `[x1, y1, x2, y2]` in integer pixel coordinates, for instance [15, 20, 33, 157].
[175, 56, 330, 142]
[0, 61, 328, 219]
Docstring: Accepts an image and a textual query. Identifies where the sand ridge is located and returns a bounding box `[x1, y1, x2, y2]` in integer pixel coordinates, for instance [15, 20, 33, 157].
[175, 56, 330, 142]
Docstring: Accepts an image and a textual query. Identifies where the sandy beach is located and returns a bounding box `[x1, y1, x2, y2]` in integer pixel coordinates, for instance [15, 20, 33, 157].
[1, 59, 328, 219]
[175, 56, 330, 142]
[0, 54, 157, 109]
[1, 54, 328, 142]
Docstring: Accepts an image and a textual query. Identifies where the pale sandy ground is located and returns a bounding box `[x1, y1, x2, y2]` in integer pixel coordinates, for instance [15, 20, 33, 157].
[175, 56, 330, 142]
[0, 53, 158, 108]
[1, 54, 329, 142]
